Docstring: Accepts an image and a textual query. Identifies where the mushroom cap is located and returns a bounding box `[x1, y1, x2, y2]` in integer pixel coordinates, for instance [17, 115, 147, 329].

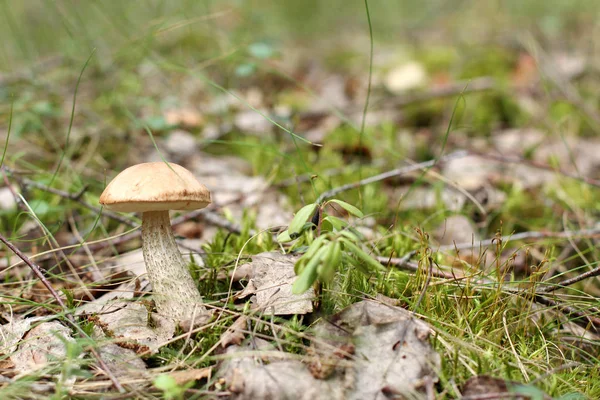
[99, 162, 211, 212]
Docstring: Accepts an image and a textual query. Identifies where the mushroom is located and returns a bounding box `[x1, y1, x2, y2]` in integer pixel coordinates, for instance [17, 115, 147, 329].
[99, 162, 210, 321]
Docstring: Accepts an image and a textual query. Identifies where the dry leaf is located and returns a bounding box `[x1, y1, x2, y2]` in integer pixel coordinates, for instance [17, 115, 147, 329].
[97, 343, 147, 378]
[10, 321, 76, 372]
[217, 300, 440, 400]
[92, 302, 176, 354]
[461, 375, 551, 400]
[220, 315, 249, 348]
[385, 61, 427, 93]
[163, 108, 204, 128]
[167, 367, 212, 385]
[237, 252, 314, 315]
[234, 110, 272, 135]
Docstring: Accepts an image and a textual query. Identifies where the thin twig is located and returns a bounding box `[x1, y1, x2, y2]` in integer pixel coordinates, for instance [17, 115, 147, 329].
[537, 265, 600, 293]
[15, 174, 138, 227]
[0, 233, 125, 392]
[2, 167, 95, 299]
[470, 150, 600, 188]
[7, 168, 243, 234]
[376, 255, 456, 279]
[532, 294, 600, 334]
[396, 226, 600, 265]
[0, 233, 67, 309]
[316, 150, 468, 204]
[379, 76, 496, 108]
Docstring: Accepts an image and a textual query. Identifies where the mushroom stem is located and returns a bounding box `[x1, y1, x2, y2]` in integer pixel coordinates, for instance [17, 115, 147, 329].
[141, 210, 205, 320]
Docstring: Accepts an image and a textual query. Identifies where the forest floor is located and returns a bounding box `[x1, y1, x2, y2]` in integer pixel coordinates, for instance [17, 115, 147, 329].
[0, 1, 599, 399]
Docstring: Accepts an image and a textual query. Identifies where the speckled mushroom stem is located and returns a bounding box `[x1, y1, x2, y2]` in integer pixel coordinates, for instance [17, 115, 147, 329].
[141, 210, 206, 320]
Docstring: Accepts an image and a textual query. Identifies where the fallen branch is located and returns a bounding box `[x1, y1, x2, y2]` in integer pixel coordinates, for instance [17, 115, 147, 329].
[316, 150, 468, 204]
[380, 77, 497, 108]
[376, 255, 456, 280]
[7, 168, 242, 234]
[470, 150, 600, 188]
[396, 226, 600, 266]
[537, 265, 600, 294]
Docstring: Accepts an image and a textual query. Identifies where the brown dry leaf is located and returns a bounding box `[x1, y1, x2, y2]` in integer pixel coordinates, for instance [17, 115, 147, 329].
[219, 339, 347, 400]
[0, 187, 17, 210]
[234, 110, 273, 135]
[97, 343, 148, 379]
[312, 300, 440, 399]
[237, 252, 314, 315]
[217, 300, 440, 400]
[10, 321, 76, 373]
[0, 318, 43, 355]
[395, 186, 466, 212]
[435, 215, 479, 246]
[163, 130, 198, 163]
[163, 108, 204, 128]
[384, 61, 427, 94]
[461, 375, 551, 400]
[220, 315, 249, 348]
[91, 302, 176, 354]
[167, 367, 211, 385]
[188, 153, 292, 231]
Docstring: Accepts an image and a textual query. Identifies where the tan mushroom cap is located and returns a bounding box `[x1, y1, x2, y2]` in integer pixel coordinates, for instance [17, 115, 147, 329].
[99, 162, 211, 212]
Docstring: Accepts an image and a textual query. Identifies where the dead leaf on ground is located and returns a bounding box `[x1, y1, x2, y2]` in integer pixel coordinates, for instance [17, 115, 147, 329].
[461, 375, 551, 400]
[385, 61, 427, 94]
[220, 338, 347, 400]
[237, 252, 314, 315]
[89, 302, 176, 354]
[10, 321, 76, 373]
[163, 108, 204, 128]
[217, 300, 440, 400]
[163, 130, 198, 162]
[435, 215, 480, 246]
[97, 343, 148, 379]
[234, 110, 273, 135]
[167, 367, 212, 385]
[220, 315, 249, 348]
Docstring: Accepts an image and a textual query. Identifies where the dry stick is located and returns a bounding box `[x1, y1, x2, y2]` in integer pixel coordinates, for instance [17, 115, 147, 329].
[396, 226, 600, 267]
[12, 171, 242, 234]
[0, 233, 125, 392]
[532, 294, 600, 334]
[2, 168, 95, 299]
[537, 265, 600, 294]
[375, 255, 456, 279]
[316, 150, 468, 204]
[470, 150, 600, 188]
[8, 172, 243, 254]
[375, 76, 497, 109]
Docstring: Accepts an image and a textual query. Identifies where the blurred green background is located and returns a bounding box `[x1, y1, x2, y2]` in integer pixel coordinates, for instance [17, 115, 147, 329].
[2, 0, 599, 70]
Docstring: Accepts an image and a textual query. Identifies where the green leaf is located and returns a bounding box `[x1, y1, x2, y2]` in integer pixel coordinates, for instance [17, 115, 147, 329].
[510, 384, 547, 400]
[248, 42, 274, 59]
[289, 203, 318, 236]
[293, 245, 328, 294]
[556, 393, 588, 400]
[340, 238, 385, 272]
[153, 374, 177, 391]
[318, 241, 340, 282]
[323, 216, 348, 231]
[328, 199, 364, 218]
[343, 252, 369, 274]
[295, 235, 328, 274]
[276, 229, 292, 243]
[339, 229, 362, 242]
[235, 63, 256, 77]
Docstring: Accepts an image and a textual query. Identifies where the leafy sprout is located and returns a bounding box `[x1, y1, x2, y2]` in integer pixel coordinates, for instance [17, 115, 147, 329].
[277, 199, 385, 293]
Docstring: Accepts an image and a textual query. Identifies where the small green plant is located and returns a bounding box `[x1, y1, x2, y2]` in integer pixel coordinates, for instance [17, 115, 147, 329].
[278, 199, 385, 294]
[153, 374, 193, 400]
